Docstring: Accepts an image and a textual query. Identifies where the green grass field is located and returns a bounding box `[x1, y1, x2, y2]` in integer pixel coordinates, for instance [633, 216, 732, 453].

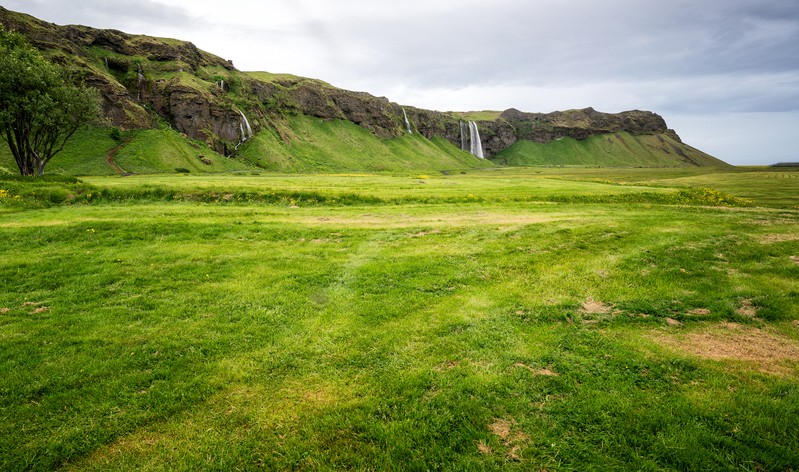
[1, 168, 797, 470]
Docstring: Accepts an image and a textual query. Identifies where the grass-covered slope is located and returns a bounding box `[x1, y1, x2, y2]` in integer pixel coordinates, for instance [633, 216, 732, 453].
[237, 115, 491, 173]
[1, 118, 489, 175]
[494, 132, 730, 168]
[113, 128, 253, 174]
[0, 128, 117, 176]
[0, 127, 253, 176]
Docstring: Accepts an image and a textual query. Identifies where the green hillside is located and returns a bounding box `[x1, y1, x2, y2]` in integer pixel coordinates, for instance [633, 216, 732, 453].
[113, 128, 253, 174]
[0, 6, 729, 176]
[237, 115, 491, 173]
[494, 132, 730, 168]
[0, 127, 253, 176]
[1, 118, 489, 176]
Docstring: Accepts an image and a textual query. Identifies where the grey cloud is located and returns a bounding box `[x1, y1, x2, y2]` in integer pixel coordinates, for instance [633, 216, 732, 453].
[312, 0, 799, 114]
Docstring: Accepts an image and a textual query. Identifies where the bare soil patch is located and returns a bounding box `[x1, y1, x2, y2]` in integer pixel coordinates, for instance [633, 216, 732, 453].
[488, 419, 514, 441]
[652, 322, 799, 375]
[687, 308, 711, 316]
[760, 233, 799, 243]
[514, 363, 560, 377]
[488, 418, 530, 460]
[791, 256, 799, 266]
[477, 440, 492, 455]
[580, 298, 615, 314]
[433, 360, 461, 372]
[736, 299, 758, 318]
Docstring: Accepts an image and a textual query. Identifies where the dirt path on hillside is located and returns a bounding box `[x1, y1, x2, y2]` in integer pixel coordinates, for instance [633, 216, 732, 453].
[106, 137, 132, 175]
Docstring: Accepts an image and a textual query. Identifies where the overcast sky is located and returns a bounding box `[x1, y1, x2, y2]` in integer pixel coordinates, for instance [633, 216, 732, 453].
[5, 0, 799, 165]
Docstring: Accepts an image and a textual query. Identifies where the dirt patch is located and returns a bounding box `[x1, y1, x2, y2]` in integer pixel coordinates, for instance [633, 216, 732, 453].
[411, 229, 442, 238]
[791, 256, 799, 266]
[433, 360, 461, 372]
[580, 298, 615, 315]
[652, 322, 799, 375]
[489, 419, 513, 441]
[687, 308, 711, 316]
[537, 368, 560, 377]
[477, 440, 492, 455]
[488, 418, 529, 460]
[736, 299, 758, 318]
[666, 318, 682, 326]
[32, 306, 50, 314]
[760, 233, 799, 244]
[514, 363, 560, 377]
[0, 308, 9, 314]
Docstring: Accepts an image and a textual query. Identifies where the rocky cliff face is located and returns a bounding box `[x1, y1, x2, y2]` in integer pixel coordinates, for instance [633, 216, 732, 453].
[1, 6, 680, 160]
[474, 107, 676, 157]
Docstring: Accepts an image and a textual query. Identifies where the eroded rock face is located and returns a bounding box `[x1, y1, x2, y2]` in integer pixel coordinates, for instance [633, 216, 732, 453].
[1, 5, 240, 148]
[83, 73, 151, 129]
[499, 107, 668, 142]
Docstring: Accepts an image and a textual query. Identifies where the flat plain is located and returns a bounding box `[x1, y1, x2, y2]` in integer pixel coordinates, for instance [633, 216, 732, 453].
[1, 167, 797, 470]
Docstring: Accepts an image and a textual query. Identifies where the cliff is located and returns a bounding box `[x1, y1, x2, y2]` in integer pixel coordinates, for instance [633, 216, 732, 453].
[0, 6, 725, 167]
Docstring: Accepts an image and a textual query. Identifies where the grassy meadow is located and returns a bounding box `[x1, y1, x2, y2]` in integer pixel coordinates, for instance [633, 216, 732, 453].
[1, 167, 798, 470]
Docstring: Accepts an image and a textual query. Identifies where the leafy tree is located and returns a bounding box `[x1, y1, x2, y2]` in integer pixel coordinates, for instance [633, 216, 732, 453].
[0, 27, 100, 176]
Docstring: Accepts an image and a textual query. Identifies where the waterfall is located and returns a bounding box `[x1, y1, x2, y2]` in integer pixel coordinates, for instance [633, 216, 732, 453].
[104, 57, 109, 71]
[469, 121, 485, 159]
[239, 110, 253, 140]
[136, 64, 145, 101]
[402, 108, 413, 134]
[219, 80, 225, 91]
[460, 121, 484, 158]
[231, 109, 255, 155]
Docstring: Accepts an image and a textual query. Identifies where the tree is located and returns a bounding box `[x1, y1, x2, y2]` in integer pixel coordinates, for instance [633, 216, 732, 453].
[0, 28, 100, 176]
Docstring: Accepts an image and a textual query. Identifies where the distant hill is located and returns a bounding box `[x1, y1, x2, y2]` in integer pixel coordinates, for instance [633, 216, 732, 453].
[495, 132, 728, 168]
[0, 6, 729, 175]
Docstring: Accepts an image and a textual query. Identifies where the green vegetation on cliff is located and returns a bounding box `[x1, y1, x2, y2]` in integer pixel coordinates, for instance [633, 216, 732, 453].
[238, 115, 490, 173]
[494, 132, 730, 168]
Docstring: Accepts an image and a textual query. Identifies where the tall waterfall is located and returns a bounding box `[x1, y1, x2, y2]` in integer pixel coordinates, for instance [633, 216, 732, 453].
[460, 121, 485, 158]
[402, 108, 413, 134]
[231, 110, 255, 156]
[239, 110, 253, 140]
[469, 121, 484, 159]
[219, 80, 225, 91]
